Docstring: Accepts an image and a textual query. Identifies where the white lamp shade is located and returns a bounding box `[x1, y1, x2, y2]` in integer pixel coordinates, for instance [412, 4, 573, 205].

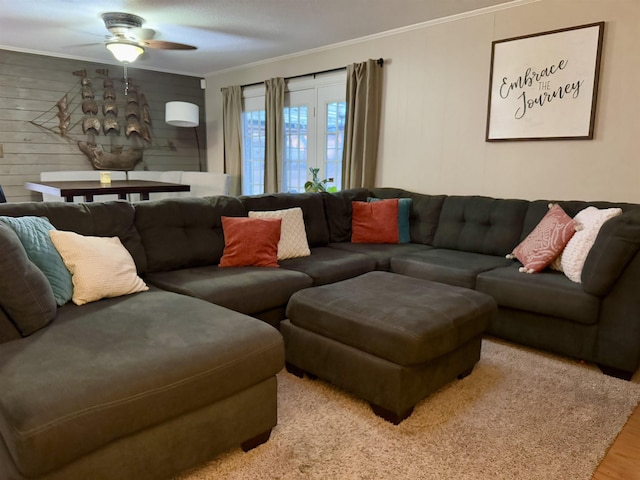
[165, 101, 200, 127]
[106, 42, 144, 63]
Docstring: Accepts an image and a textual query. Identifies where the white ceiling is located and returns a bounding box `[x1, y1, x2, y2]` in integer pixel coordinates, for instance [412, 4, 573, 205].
[0, 0, 515, 77]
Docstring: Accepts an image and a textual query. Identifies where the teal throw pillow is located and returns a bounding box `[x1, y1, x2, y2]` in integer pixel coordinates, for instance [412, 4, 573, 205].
[367, 197, 412, 243]
[0, 216, 73, 306]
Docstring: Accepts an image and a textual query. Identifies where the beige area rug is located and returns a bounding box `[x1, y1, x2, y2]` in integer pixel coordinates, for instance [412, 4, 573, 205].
[177, 338, 640, 480]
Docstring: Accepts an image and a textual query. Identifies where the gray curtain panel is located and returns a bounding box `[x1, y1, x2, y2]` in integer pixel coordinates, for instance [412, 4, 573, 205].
[342, 59, 383, 189]
[221, 85, 243, 196]
[264, 78, 285, 193]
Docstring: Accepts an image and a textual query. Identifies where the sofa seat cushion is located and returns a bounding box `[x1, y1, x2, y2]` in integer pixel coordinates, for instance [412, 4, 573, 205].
[279, 246, 376, 286]
[476, 265, 600, 325]
[391, 249, 513, 289]
[145, 266, 312, 315]
[0, 289, 284, 478]
[329, 242, 431, 270]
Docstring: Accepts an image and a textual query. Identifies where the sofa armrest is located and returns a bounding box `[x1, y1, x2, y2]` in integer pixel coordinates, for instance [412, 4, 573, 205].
[593, 249, 640, 374]
[582, 208, 640, 296]
[0, 307, 21, 344]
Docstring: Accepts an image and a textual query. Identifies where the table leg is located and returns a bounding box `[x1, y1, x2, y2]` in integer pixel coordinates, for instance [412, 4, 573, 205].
[64, 195, 74, 202]
[83, 195, 94, 202]
[118, 193, 127, 200]
[140, 193, 150, 201]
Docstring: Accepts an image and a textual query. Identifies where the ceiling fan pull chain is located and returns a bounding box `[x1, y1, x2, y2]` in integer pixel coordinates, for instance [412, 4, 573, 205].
[123, 62, 129, 96]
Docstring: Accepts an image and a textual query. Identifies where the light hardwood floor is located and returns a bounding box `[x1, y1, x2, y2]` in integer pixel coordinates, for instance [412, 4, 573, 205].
[592, 401, 640, 480]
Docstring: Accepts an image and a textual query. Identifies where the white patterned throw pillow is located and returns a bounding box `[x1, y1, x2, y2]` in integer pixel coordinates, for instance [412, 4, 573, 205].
[554, 206, 622, 283]
[248, 207, 311, 260]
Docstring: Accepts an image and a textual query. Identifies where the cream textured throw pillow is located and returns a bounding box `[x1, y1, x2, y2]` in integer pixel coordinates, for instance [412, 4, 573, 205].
[49, 230, 148, 305]
[248, 207, 311, 260]
[555, 206, 622, 283]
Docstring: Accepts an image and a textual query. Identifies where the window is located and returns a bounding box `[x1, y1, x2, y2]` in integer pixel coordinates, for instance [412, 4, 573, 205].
[241, 97, 266, 196]
[241, 73, 346, 194]
[318, 86, 347, 192]
[282, 103, 310, 193]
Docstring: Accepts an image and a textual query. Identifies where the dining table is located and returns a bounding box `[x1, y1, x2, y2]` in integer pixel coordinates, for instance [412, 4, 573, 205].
[24, 179, 191, 202]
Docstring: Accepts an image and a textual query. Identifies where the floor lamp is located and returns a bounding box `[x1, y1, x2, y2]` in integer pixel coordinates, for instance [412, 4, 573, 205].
[165, 101, 202, 171]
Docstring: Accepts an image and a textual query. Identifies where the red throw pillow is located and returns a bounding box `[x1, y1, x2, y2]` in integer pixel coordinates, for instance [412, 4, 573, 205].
[219, 216, 282, 267]
[510, 204, 578, 273]
[351, 199, 399, 243]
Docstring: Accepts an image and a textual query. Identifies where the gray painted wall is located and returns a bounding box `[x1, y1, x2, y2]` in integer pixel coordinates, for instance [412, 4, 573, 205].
[204, 0, 640, 203]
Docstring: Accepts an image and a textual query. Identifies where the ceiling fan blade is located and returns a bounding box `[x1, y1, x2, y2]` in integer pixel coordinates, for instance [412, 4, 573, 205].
[142, 39, 197, 50]
[63, 42, 104, 48]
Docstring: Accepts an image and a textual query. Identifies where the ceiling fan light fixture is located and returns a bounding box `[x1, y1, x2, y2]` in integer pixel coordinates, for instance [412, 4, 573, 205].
[106, 41, 144, 63]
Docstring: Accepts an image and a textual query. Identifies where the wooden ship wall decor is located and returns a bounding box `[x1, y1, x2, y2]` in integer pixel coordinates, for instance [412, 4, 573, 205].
[0, 49, 205, 202]
[32, 67, 152, 171]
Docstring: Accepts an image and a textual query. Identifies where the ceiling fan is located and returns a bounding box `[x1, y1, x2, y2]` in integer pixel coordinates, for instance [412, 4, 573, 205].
[101, 12, 197, 63]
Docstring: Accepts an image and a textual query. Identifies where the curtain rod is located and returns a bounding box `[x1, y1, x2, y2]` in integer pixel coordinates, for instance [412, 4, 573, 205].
[233, 58, 384, 90]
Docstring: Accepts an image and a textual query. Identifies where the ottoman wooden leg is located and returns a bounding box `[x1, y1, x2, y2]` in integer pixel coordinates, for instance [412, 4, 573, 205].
[370, 403, 414, 425]
[457, 366, 474, 380]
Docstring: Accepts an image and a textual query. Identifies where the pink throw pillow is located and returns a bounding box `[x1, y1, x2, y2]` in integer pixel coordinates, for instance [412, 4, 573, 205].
[510, 204, 578, 273]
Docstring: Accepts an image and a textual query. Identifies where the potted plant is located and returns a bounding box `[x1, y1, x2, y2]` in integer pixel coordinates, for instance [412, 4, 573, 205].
[304, 167, 337, 193]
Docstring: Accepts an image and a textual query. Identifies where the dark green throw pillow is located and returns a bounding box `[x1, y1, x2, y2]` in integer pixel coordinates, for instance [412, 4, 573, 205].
[0, 222, 57, 336]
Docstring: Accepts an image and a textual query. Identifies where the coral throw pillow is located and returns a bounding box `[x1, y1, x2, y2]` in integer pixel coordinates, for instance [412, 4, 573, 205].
[509, 204, 578, 273]
[49, 230, 148, 305]
[248, 207, 311, 260]
[351, 199, 399, 244]
[219, 216, 282, 267]
[368, 197, 412, 243]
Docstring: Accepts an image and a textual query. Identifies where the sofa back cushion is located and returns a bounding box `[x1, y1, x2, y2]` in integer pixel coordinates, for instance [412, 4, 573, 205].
[135, 196, 246, 273]
[241, 192, 330, 247]
[370, 188, 445, 245]
[433, 196, 529, 255]
[322, 188, 370, 243]
[0, 201, 146, 273]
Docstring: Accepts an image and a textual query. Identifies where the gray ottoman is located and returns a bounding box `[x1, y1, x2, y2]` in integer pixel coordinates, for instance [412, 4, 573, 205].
[281, 271, 496, 424]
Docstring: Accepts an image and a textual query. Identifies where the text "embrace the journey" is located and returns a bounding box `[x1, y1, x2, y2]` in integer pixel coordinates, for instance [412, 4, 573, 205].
[499, 59, 584, 119]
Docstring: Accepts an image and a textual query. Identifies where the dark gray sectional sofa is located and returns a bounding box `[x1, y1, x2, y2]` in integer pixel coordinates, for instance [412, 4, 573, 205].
[1, 187, 639, 479]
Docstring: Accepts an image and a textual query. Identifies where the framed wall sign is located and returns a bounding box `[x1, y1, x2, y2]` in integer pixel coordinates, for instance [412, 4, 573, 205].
[486, 22, 604, 142]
